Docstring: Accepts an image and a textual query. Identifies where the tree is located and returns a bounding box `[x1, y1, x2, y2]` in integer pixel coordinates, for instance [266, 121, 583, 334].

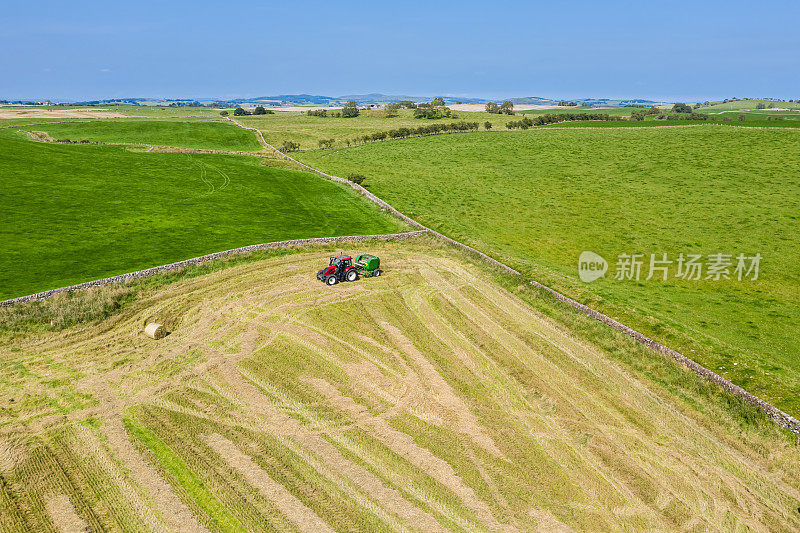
[254, 106, 267, 115]
[414, 106, 452, 119]
[756, 103, 766, 109]
[347, 173, 366, 185]
[431, 97, 446, 106]
[485, 102, 500, 114]
[630, 109, 647, 121]
[738, 113, 746, 121]
[484, 121, 492, 130]
[499, 101, 514, 115]
[280, 140, 300, 152]
[384, 103, 400, 117]
[671, 102, 693, 113]
[342, 101, 360, 118]
[397, 100, 417, 109]
[219, 110, 229, 116]
[233, 107, 248, 116]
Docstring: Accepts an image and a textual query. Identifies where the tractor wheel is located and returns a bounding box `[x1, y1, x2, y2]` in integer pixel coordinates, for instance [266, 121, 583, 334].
[346, 270, 358, 282]
[374, 270, 382, 277]
[326, 275, 338, 286]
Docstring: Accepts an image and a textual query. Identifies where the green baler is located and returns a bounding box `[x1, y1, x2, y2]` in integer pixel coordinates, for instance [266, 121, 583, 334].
[354, 254, 382, 277]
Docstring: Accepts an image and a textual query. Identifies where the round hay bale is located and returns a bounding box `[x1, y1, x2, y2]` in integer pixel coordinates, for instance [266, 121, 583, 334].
[144, 322, 166, 339]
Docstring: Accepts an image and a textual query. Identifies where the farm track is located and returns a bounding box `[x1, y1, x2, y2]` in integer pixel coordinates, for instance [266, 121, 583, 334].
[2, 251, 800, 530]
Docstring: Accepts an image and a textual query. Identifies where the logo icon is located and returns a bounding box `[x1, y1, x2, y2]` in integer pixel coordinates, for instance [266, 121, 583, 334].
[578, 251, 607, 283]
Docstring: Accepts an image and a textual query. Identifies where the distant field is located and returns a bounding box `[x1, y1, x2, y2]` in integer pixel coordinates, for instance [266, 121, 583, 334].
[36, 120, 263, 151]
[0, 129, 406, 299]
[237, 109, 518, 150]
[519, 106, 635, 116]
[297, 126, 800, 417]
[1, 242, 798, 531]
[696, 99, 800, 112]
[109, 104, 227, 117]
[0, 117, 99, 128]
[540, 118, 800, 128]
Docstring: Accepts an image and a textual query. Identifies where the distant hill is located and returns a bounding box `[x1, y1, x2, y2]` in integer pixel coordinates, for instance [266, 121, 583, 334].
[51, 94, 667, 108]
[509, 96, 664, 107]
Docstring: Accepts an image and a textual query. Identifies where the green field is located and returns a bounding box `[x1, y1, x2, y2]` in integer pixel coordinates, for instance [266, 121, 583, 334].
[34, 120, 263, 151]
[1, 241, 798, 531]
[540, 118, 800, 129]
[236, 109, 518, 150]
[695, 99, 800, 112]
[297, 126, 800, 417]
[519, 106, 636, 116]
[0, 128, 406, 299]
[108, 104, 227, 117]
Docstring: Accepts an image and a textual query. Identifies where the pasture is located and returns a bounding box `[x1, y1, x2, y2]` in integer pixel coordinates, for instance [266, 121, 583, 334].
[696, 99, 800, 112]
[34, 119, 263, 151]
[519, 106, 635, 116]
[0, 128, 406, 299]
[236, 109, 517, 151]
[297, 125, 800, 416]
[1, 241, 798, 531]
[109, 104, 227, 117]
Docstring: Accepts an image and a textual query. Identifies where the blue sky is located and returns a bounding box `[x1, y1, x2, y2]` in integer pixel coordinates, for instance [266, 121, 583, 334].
[3, 0, 798, 102]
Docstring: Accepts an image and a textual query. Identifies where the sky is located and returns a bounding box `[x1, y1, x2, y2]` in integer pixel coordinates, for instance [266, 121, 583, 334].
[2, 0, 799, 102]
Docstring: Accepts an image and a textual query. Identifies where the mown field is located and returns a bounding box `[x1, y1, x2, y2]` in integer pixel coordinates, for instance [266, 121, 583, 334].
[236, 109, 518, 151]
[297, 126, 800, 417]
[0, 128, 406, 299]
[35, 120, 263, 151]
[1, 240, 798, 532]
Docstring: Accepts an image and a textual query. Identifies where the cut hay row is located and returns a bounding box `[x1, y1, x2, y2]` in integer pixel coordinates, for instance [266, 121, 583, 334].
[205, 433, 334, 533]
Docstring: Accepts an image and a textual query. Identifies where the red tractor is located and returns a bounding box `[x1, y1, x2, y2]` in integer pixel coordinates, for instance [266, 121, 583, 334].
[316, 255, 359, 285]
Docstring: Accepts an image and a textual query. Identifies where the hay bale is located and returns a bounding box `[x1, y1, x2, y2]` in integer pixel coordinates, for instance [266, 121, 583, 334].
[144, 322, 166, 339]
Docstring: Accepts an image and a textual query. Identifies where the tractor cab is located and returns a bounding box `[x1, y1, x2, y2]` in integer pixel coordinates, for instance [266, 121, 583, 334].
[329, 255, 352, 272]
[317, 255, 358, 285]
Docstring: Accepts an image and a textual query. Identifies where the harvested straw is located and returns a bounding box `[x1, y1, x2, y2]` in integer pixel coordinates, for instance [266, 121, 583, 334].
[144, 322, 166, 339]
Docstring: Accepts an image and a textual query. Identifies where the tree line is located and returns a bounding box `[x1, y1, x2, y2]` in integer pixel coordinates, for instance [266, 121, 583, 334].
[485, 101, 514, 114]
[278, 121, 485, 152]
[348, 121, 481, 146]
[230, 106, 274, 116]
[629, 104, 709, 121]
[506, 113, 618, 129]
